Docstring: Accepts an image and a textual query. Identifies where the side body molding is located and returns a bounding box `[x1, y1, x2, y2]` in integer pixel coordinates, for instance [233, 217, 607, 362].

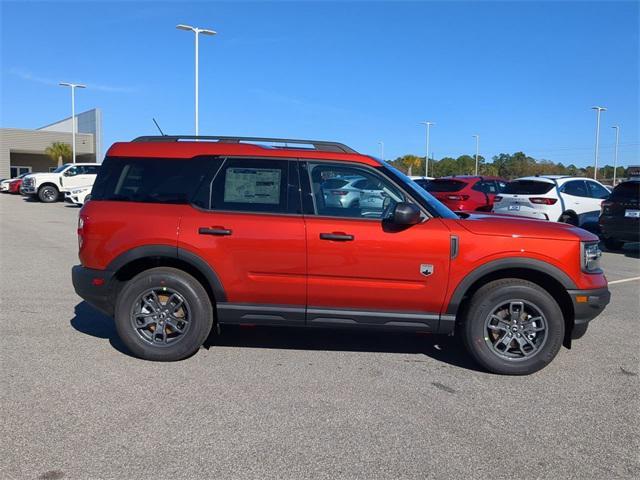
[106, 244, 227, 302]
[445, 257, 577, 315]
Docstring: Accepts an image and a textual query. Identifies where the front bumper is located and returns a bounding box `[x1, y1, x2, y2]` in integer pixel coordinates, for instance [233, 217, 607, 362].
[72, 265, 116, 316]
[21, 185, 36, 194]
[567, 287, 611, 326]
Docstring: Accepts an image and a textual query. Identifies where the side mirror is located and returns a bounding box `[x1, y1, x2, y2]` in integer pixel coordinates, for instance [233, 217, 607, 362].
[392, 202, 421, 225]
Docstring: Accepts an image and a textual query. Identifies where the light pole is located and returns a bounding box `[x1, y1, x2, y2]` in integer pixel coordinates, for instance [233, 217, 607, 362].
[177, 24, 217, 136]
[419, 121, 434, 177]
[59, 82, 86, 164]
[611, 125, 620, 185]
[472, 134, 480, 175]
[591, 106, 606, 179]
[378, 141, 384, 160]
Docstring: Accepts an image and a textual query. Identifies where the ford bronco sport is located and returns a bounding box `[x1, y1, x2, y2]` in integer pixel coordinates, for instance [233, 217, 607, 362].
[72, 136, 610, 375]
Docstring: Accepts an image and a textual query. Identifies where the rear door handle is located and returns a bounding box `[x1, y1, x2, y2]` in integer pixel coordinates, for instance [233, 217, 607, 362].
[199, 227, 232, 236]
[319, 232, 354, 241]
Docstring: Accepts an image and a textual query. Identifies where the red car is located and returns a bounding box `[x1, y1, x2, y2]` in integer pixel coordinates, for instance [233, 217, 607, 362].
[72, 135, 609, 375]
[8, 177, 23, 194]
[422, 176, 507, 212]
[7, 173, 29, 194]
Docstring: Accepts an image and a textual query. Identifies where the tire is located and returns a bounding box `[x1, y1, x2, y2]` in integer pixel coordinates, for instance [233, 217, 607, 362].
[559, 211, 578, 226]
[114, 267, 214, 361]
[38, 185, 59, 203]
[604, 237, 624, 251]
[461, 278, 565, 375]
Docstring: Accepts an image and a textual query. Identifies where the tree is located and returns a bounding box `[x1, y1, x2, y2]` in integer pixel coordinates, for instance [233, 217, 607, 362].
[45, 142, 72, 167]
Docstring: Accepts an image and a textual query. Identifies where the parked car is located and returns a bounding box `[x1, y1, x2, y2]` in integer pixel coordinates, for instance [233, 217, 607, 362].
[64, 186, 93, 206]
[21, 163, 100, 203]
[492, 175, 610, 226]
[409, 176, 434, 191]
[72, 135, 609, 375]
[599, 179, 640, 250]
[0, 178, 13, 192]
[321, 175, 389, 217]
[420, 176, 507, 212]
[1, 173, 29, 193]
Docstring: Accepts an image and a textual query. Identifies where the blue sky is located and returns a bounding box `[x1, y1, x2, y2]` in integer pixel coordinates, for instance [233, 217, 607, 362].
[1, 1, 638, 166]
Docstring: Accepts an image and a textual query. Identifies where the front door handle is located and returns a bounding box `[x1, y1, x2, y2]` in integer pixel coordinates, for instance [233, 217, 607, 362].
[199, 227, 232, 236]
[319, 232, 354, 241]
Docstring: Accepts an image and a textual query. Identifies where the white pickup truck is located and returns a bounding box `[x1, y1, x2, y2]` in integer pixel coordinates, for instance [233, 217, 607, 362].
[21, 163, 100, 203]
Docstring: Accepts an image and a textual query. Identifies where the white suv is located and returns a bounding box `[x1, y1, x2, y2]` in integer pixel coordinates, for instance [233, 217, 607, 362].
[492, 175, 610, 226]
[21, 163, 100, 203]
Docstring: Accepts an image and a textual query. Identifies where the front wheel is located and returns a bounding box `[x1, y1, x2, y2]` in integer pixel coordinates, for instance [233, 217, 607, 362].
[114, 267, 213, 361]
[461, 279, 565, 375]
[38, 185, 59, 203]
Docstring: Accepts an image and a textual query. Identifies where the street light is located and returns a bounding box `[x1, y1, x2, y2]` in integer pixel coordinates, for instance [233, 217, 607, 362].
[176, 24, 217, 136]
[611, 125, 620, 186]
[472, 134, 480, 175]
[419, 121, 434, 177]
[378, 140, 384, 160]
[59, 82, 86, 164]
[591, 106, 606, 179]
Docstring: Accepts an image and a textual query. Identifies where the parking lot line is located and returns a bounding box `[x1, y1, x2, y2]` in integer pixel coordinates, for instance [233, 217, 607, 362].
[608, 276, 640, 285]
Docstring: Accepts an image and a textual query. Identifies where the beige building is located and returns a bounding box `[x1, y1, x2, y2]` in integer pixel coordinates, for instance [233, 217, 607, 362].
[0, 108, 102, 179]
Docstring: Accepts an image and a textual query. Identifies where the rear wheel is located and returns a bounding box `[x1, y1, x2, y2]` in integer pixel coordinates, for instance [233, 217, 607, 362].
[38, 185, 59, 203]
[603, 237, 624, 251]
[114, 267, 213, 361]
[461, 279, 564, 375]
[559, 211, 578, 226]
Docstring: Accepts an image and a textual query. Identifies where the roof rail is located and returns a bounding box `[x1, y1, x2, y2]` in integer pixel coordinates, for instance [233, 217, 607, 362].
[131, 135, 358, 154]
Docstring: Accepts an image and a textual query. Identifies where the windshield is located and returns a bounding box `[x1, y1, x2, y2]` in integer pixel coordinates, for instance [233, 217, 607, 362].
[380, 164, 458, 219]
[503, 180, 555, 194]
[426, 179, 467, 192]
[52, 164, 70, 173]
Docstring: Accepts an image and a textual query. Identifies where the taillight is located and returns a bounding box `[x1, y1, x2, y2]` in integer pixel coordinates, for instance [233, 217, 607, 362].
[529, 197, 558, 205]
[447, 195, 469, 201]
[494, 196, 503, 202]
[601, 200, 612, 214]
[331, 190, 349, 196]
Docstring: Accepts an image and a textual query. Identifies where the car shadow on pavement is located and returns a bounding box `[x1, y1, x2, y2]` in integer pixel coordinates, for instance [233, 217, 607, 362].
[70, 301, 482, 371]
[70, 302, 132, 357]
[206, 325, 483, 372]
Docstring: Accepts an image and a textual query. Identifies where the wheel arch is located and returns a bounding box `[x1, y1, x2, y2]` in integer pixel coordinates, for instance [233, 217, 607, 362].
[447, 258, 577, 347]
[107, 245, 226, 309]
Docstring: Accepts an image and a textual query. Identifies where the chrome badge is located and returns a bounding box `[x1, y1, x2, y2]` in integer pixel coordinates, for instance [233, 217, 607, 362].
[420, 264, 434, 276]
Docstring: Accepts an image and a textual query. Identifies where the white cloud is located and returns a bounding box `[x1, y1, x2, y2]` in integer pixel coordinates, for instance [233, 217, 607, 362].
[8, 67, 135, 93]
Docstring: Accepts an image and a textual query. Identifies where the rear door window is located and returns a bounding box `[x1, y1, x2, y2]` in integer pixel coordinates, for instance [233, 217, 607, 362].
[502, 180, 555, 195]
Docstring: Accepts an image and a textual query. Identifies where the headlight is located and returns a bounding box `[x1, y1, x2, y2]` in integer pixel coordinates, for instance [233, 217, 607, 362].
[581, 242, 602, 273]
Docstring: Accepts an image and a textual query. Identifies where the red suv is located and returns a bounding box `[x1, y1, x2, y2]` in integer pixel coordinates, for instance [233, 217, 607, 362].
[72, 136, 609, 375]
[420, 176, 507, 212]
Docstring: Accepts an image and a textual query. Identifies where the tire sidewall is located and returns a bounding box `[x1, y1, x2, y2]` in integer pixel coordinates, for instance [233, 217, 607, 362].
[464, 281, 565, 375]
[114, 268, 213, 361]
[38, 185, 59, 203]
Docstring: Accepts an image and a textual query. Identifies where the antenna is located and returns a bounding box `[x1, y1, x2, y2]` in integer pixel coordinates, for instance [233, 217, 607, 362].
[152, 118, 166, 136]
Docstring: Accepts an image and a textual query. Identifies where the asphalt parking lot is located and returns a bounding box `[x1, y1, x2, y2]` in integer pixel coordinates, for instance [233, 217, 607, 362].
[1, 193, 638, 480]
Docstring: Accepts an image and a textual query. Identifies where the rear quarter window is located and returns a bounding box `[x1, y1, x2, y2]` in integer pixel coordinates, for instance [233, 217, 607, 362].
[503, 180, 554, 195]
[91, 157, 213, 204]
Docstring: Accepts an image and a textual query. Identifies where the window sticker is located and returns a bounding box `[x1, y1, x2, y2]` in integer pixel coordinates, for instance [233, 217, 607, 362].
[224, 168, 281, 205]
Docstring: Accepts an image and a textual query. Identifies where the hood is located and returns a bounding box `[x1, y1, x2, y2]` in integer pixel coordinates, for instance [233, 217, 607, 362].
[455, 212, 598, 242]
[25, 172, 58, 181]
